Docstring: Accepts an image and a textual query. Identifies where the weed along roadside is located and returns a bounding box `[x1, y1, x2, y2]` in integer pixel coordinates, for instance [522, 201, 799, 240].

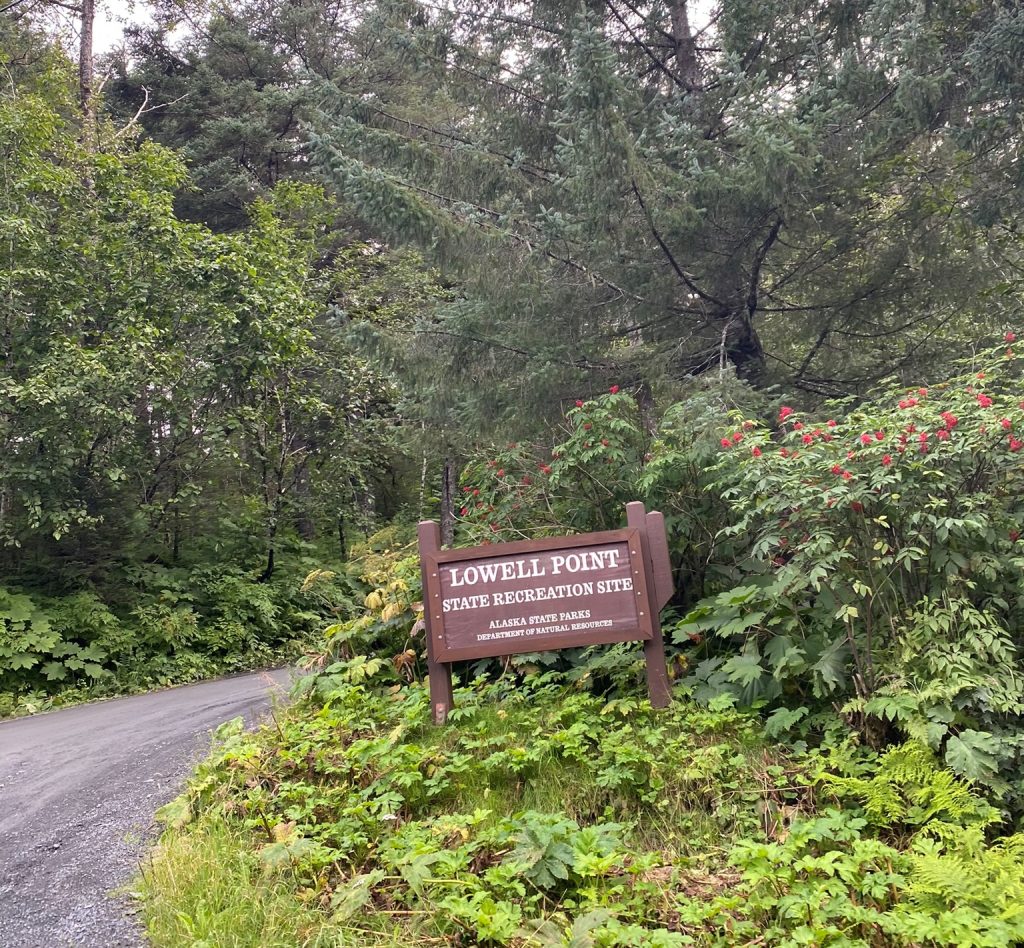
[418, 502, 673, 722]
[140, 504, 1024, 946]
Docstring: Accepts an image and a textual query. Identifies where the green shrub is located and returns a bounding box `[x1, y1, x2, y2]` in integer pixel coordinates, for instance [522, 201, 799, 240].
[456, 377, 762, 609]
[0, 586, 111, 692]
[1, 559, 328, 712]
[675, 344, 1024, 796]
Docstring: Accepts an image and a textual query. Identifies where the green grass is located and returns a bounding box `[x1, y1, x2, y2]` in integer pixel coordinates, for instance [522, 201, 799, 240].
[141, 816, 465, 946]
[141, 818, 328, 947]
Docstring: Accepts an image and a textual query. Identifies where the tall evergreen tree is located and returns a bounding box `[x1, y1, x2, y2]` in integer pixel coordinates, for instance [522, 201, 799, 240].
[106, 2, 312, 228]
[106, 0, 420, 230]
[306, 0, 1022, 417]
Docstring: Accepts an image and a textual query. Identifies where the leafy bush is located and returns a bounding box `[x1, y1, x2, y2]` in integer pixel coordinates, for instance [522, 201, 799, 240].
[456, 377, 762, 609]
[299, 525, 423, 676]
[0, 587, 109, 690]
[428, 350, 1021, 804]
[0, 561, 327, 714]
[294, 352, 1024, 805]
[675, 343, 1024, 797]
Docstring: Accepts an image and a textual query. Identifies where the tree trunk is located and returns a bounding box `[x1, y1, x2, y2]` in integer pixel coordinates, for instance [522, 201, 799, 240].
[418, 425, 428, 518]
[439, 456, 457, 547]
[260, 520, 277, 582]
[727, 216, 781, 381]
[635, 380, 657, 436]
[359, 487, 375, 535]
[294, 469, 315, 541]
[669, 0, 701, 93]
[724, 312, 767, 382]
[79, 0, 96, 149]
[171, 468, 181, 563]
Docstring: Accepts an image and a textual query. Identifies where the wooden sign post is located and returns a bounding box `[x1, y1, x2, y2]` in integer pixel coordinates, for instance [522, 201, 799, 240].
[418, 501, 673, 723]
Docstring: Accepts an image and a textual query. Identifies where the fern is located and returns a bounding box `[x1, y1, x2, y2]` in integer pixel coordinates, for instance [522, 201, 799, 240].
[907, 830, 1024, 931]
[821, 742, 998, 830]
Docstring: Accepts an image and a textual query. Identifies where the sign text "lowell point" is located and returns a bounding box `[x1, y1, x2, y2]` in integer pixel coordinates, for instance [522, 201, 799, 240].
[448, 548, 622, 588]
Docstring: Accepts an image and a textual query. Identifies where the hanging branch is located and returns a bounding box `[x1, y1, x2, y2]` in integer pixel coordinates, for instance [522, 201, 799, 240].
[630, 178, 725, 308]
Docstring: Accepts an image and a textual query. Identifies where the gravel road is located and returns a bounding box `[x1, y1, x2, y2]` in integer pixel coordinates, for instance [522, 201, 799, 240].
[0, 669, 292, 947]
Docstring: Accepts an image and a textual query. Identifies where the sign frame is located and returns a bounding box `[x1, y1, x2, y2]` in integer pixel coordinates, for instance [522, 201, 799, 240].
[422, 527, 654, 662]
[418, 501, 674, 723]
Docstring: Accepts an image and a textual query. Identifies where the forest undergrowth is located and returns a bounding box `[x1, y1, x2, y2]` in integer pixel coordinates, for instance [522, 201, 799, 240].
[140, 665, 1024, 947]
[141, 343, 1024, 945]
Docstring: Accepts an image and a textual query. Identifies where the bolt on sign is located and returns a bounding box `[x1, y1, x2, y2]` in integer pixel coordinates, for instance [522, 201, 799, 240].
[418, 501, 673, 723]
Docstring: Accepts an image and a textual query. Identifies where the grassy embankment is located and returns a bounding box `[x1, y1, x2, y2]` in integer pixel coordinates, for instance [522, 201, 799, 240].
[139, 663, 1024, 947]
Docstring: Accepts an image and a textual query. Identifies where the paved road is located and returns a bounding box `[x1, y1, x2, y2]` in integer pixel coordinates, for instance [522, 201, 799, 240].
[0, 669, 292, 947]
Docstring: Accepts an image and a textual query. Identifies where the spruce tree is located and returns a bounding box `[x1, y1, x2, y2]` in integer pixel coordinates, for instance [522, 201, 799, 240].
[308, 0, 1021, 415]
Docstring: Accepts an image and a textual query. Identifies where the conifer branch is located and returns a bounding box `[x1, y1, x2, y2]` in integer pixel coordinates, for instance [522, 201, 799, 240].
[795, 322, 834, 381]
[600, 299, 727, 341]
[1, 0, 82, 10]
[745, 216, 783, 318]
[614, 0, 675, 41]
[630, 179, 725, 308]
[359, 103, 555, 182]
[400, 326, 611, 371]
[606, 0, 687, 90]
[388, 178, 645, 305]
[446, 60, 546, 107]
[424, 2, 564, 37]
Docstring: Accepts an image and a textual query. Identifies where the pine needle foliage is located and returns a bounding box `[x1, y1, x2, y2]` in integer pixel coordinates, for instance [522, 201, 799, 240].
[306, 0, 1024, 428]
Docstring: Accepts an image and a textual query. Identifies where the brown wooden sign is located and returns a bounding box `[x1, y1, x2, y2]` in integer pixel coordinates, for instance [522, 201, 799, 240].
[418, 501, 674, 723]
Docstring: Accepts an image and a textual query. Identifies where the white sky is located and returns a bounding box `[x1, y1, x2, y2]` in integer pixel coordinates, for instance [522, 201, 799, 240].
[95, 0, 153, 52]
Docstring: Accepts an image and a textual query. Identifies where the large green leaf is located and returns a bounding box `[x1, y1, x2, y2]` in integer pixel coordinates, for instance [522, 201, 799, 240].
[945, 730, 1002, 785]
[40, 660, 68, 681]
